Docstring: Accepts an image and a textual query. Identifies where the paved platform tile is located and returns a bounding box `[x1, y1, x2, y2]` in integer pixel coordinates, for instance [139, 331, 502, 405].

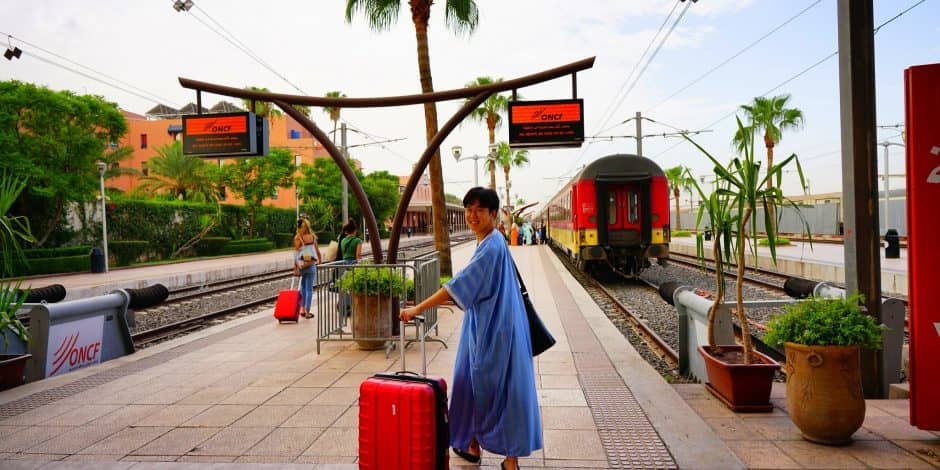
[281, 405, 347, 428]
[846, 440, 938, 469]
[183, 404, 255, 427]
[725, 440, 801, 469]
[542, 429, 606, 460]
[0, 426, 71, 453]
[540, 406, 597, 430]
[244, 427, 324, 457]
[78, 426, 171, 455]
[775, 439, 866, 468]
[188, 425, 273, 456]
[302, 427, 358, 457]
[130, 427, 220, 456]
[232, 404, 302, 427]
[133, 404, 210, 427]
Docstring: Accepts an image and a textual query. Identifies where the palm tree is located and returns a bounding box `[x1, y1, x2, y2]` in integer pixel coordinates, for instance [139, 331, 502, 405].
[133, 142, 219, 202]
[323, 90, 347, 144]
[495, 141, 528, 226]
[665, 165, 693, 230]
[241, 86, 283, 118]
[463, 76, 508, 190]
[732, 94, 804, 234]
[345, 0, 479, 277]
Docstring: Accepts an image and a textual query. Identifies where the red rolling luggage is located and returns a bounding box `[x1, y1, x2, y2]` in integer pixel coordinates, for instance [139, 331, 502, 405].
[274, 276, 301, 323]
[359, 317, 449, 470]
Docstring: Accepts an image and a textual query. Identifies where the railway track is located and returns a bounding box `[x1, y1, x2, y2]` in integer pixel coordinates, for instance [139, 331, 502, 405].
[130, 235, 476, 349]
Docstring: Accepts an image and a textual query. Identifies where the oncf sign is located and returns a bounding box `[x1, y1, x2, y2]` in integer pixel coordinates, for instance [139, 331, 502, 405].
[45, 316, 104, 378]
[904, 62, 940, 431]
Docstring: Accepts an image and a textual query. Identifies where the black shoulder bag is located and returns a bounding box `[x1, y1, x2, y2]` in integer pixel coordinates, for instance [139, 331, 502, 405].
[511, 259, 556, 356]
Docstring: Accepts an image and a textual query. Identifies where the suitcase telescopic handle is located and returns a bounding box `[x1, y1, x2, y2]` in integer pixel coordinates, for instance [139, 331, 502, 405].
[398, 315, 427, 376]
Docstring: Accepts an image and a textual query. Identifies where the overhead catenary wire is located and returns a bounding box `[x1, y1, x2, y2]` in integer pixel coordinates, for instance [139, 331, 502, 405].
[651, 0, 927, 161]
[1, 31, 181, 107]
[645, 0, 823, 114]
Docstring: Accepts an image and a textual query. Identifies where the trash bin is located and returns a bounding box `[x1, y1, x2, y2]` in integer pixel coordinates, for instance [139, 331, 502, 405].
[704, 229, 713, 241]
[90, 247, 106, 273]
[884, 229, 900, 259]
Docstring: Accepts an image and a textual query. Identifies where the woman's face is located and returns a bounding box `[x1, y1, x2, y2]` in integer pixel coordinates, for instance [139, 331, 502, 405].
[465, 201, 496, 235]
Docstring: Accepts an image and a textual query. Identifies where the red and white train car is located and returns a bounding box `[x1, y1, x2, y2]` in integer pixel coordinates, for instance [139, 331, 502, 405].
[540, 154, 670, 276]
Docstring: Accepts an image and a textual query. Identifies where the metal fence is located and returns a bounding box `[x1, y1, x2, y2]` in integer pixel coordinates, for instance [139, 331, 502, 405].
[313, 253, 446, 355]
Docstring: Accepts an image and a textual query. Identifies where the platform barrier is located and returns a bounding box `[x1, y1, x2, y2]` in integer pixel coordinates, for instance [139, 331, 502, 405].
[13, 284, 168, 382]
[314, 254, 446, 355]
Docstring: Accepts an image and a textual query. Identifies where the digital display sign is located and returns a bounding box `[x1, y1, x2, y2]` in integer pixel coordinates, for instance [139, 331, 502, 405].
[508, 99, 584, 149]
[182, 112, 269, 157]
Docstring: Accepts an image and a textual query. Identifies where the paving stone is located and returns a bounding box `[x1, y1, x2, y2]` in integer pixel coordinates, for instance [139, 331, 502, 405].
[78, 426, 171, 455]
[725, 440, 801, 469]
[264, 387, 320, 406]
[219, 386, 285, 405]
[174, 386, 239, 405]
[38, 404, 122, 426]
[0, 426, 71, 453]
[542, 429, 605, 460]
[894, 439, 940, 468]
[863, 415, 940, 440]
[539, 374, 580, 389]
[775, 439, 867, 468]
[302, 427, 358, 457]
[540, 406, 596, 430]
[537, 389, 587, 407]
[23, 422, 123, 454]
[245, 427, 323, 457]
[845, 440, 937, 469]
[133, 404, 210, 427]
[307, 388, 359, 406]
[182, 404, 255, 427]
[130, 427, 219, 456]
[188, 426, 273, 456]
[280, 405, 347, 428]
[232, 405, 302, 427]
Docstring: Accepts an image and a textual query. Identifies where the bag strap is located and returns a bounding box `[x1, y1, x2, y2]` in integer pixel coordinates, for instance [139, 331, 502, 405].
[510, 258, 529, 296]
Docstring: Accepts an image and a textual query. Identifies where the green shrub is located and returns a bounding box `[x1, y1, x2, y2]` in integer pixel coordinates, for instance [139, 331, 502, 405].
[220, 239, 275, 255]
[23, 246, 92, 259]
[273, 232, 295, 248]
[196, 237, 231, 256]
[764, 293, 884, 349]
[672, 230, 691, 237]
[109, 240, 148, 266]
[11, 255, 89, 276]
[758, 236, 791, 246]
[335, 266, 410, 297]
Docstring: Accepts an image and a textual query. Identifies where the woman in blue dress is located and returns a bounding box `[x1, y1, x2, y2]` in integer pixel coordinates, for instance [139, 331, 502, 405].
[401, 187, 542, 470]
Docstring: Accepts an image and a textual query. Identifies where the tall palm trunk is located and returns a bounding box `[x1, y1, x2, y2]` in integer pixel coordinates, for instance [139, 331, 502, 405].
[503, 166, 511, 225]
[486, 117, 497, 189]
[412, 13, 452, 276]
[673, 187, 681, 230]
[764, 131, 777, 236]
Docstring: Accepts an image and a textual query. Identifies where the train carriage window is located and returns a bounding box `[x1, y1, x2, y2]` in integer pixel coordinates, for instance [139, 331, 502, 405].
[628, 191, 638, 223]
[608, 193, 617, 224]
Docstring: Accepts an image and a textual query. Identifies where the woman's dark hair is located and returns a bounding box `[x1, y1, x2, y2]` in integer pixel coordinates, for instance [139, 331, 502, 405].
[342, 218, 358, 234]
[462, 187, 499, 213]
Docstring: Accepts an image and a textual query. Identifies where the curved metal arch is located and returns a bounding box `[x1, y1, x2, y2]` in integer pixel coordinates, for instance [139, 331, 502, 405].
[177, 56, 596, 264]
[178, 57, 595, 108]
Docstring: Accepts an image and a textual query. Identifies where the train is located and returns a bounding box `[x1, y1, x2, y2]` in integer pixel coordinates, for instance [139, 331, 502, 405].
[536, 153, 671, 276]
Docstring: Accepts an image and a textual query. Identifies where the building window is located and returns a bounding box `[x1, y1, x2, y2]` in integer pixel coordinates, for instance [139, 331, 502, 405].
[140, 133, 148, 149]
[141, 161, 149, 176]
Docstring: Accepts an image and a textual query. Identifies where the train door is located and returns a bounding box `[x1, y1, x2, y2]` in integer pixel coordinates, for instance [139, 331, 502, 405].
[604, 184, 641, 245]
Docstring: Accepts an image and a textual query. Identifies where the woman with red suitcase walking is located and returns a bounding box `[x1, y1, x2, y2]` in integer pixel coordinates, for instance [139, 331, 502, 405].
[293, 218, 322, 318]
[401, 187, 541, 470]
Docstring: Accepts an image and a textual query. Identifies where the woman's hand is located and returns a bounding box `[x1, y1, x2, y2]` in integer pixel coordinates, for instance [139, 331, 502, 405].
[399, 306, 420, 322]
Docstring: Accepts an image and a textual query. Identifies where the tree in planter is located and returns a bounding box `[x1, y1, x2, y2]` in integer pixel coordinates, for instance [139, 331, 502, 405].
[764, 293, 883, 444]
[0, 172, 36, 390]
[685, 117, 810, 365]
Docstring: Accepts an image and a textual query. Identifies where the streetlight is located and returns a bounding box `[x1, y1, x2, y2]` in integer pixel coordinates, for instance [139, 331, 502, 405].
[878, 141, 904, 232]
[451, 145, 497, 188]
[294, 154, 302, 221]
[96, 161, 109, 273]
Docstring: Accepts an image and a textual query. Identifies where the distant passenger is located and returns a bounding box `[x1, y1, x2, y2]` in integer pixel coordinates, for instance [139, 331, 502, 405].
[293, 218, 322, 319]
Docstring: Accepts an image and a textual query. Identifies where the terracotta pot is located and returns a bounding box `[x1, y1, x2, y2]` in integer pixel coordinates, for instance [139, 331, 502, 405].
[699, 345, 779, 412]
[784, 342, 865, 445]
[0, 354, 31, 391]
[351, 293, 392, 350]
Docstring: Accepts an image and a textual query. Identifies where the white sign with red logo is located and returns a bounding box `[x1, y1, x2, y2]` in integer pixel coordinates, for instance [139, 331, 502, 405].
[45, 316, 104, 377]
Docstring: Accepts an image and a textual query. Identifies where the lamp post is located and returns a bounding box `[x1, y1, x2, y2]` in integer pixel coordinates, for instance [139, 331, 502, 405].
[451, 145, 495, 188]
[878, 141, 904, 232]
[294, 154, 302, 221]
[96, 161, 109, 273]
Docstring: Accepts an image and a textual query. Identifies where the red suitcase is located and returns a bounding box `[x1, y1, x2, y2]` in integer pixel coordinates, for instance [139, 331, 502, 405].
[359, 318, 449, 470]
[274, 276, 301, 323]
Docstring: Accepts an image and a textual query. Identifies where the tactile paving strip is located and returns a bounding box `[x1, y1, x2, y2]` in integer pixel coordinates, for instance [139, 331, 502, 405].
[541, 250, 677, 469]
[0, 316, 269, 420]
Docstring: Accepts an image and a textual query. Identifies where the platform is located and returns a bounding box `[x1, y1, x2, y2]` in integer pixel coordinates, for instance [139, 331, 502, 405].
[1, 243, 937, 469]
[669, 235, 909, 297]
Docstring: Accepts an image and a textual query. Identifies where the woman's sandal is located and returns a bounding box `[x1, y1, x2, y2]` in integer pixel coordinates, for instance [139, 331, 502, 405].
[452, 447, 480, 464]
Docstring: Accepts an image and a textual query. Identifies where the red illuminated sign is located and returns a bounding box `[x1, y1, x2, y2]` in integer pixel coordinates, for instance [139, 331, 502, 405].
[182, 112, 269, 157]
[905, 62, 940, 431]
[508, 99, 584, 149]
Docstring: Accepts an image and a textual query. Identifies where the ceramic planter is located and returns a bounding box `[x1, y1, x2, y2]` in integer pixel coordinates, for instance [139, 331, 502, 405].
[784, 342, 865, 445]
[0, 353, 31, 391]
[351, 293, 392, 350]
[699, 345, 780, 412]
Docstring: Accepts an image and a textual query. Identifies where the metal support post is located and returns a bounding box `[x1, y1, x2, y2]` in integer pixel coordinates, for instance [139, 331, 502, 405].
[341, 122, 349, 223]
[635, 111, 643, 156]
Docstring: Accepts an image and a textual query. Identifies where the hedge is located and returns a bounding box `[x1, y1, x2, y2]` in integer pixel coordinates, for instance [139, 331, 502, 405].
[196, 237, 231, 256]
[23, 246, 93, 259]
[109, 240, 149, 266]
[11, 255, 90, 277]
[220, 239, 276, 255]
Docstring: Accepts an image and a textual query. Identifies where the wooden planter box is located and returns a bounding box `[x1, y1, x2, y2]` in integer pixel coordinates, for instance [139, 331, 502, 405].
[0, 354, 31, 391]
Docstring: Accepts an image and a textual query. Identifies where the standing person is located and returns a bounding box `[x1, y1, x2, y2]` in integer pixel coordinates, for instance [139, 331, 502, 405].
[293, 218, 322, 319]
[339, 219, 364, 264]
[539, 223, 547, 245]
[509, 222, 519, 246]
[400, 187, 541, 470]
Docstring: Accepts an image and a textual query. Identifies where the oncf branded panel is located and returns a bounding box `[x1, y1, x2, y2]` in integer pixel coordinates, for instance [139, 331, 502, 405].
[45, 316, 105, 378]
[181, 111, 269, 157]
[508, 99, 584, 148]
[904, 62, 940, 431]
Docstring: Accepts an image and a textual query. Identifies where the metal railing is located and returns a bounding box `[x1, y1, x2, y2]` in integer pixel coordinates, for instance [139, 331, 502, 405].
[314, 253, 446, 354]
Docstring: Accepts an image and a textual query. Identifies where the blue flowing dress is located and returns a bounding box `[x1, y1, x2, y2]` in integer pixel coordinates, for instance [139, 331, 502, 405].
[443, 228, 543, 457]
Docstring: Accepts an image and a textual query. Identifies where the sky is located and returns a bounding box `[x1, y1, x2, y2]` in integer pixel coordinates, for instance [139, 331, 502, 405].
[2, 0, 938, 211]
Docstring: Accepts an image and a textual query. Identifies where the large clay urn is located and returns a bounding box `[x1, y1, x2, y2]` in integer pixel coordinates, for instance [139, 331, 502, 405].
[351, 293, 392, 350]
[784, 342, 865, 445]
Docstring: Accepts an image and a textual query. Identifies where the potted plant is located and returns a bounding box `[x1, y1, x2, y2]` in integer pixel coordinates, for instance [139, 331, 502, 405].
[764, 293, 883, 445]
[0, 172, 36, 390]
[334, 265, 412, 350]
[685, 117, 810, 411]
